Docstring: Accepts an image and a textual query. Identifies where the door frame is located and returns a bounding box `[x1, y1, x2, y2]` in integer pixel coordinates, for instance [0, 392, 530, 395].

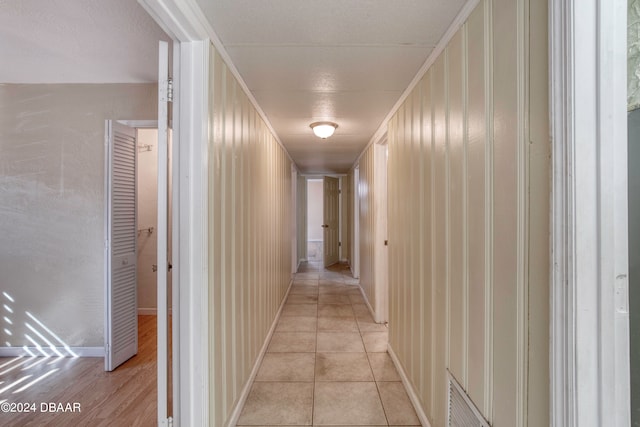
[352, 165, 360, 279]
[549, 0, 630, 425]
[137, 1, 210, 425]
[291, 165, 298, 275]
[323, 176, 340, 267]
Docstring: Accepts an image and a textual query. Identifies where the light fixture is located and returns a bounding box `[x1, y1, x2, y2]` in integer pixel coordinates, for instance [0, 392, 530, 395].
[310, 121, 338, 139]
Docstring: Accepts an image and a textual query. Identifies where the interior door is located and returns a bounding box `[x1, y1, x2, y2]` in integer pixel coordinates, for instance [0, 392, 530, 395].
[157, 40, 172, 426]
[105, 121, 138, 371]
[323, 176, 340, 267]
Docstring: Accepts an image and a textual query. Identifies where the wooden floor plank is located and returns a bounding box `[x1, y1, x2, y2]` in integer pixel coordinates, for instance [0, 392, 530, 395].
[0, 316, 158, 426]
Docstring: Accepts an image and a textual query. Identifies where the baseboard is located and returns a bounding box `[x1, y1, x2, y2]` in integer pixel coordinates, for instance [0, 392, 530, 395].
[359, 286, 382, 323]
[224, 278, 294, 427]
[0, 346, 104, 357]
[387, 344, 431, 427]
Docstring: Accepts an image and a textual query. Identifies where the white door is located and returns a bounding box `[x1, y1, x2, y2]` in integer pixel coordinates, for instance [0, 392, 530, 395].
[105, 121, 138, 371]
[323, 176, 340, 267]
[157, 40, 172, 426]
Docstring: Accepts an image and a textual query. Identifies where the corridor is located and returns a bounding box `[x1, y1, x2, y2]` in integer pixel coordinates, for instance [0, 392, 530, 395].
[236, 262, 420, 426]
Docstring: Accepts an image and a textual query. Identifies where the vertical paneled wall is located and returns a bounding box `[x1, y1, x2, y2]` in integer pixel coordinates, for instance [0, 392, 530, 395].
[340, 176, 350, 262]
[207, 44, 293, 426]
[297, 174, 307, 264]
[386, 0, 549, 426]
[358, 144, 377, 313]
[346, 169, 355, 265]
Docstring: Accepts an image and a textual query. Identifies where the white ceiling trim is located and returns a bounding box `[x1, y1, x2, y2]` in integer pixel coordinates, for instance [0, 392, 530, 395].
[354, 0, 482, 166]
[138, 0, 210, 41]
[141, 0, 297, 168]
[226, 43, 434, 48]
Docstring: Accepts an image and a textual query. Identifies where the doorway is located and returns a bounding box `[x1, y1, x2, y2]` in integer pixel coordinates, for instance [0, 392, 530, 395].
[105, 121, 172, 372]
[307, 179, 324, 262]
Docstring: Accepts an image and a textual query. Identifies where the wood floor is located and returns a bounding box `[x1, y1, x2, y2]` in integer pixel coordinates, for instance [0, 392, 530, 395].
[0, 315, 159, 426]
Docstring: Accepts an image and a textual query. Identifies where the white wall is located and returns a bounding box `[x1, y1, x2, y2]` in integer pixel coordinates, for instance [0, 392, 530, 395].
[296, 174, 307, 264]
[136, 129, 158, 311]
[630, 0, 640, 110]
[0, 84, 157, 349]
[306, 179, 323, 241]
[385, 0, 549, 425]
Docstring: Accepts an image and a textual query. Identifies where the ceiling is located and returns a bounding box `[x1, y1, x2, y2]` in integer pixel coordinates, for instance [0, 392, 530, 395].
[0, 0, 467, 174]
[197, 0, 466, 173]
[0, 0, 169, 83]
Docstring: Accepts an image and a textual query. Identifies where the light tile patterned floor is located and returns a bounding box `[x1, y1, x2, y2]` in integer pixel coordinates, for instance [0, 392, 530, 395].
[237, 261, 421, 427]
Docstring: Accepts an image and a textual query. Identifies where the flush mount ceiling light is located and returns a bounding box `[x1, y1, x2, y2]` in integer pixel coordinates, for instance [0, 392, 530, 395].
[310, 121, 338, 139]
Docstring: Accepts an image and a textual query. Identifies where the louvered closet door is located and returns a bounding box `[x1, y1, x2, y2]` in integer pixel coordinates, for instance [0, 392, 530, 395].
[105, 121, 138, 371]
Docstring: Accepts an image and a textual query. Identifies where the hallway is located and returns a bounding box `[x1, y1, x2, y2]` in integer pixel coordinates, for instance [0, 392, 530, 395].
[236, 262, 420, 426]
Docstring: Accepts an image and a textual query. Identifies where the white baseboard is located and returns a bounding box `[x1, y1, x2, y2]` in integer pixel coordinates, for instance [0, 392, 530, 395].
[388, 345, 431, 427]
[0, 346, 104, 357]
[224, 278, 294, 427]
[359, 286, 381, 323]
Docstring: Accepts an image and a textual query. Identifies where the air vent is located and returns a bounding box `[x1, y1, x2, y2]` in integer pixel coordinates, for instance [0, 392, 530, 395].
[448, 372, 490, 427]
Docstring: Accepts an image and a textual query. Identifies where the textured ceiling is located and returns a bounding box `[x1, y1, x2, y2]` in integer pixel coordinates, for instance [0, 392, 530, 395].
[0, 0, 467, 173]
[0, 0, 169, 83]
[197, 0, 467, 173]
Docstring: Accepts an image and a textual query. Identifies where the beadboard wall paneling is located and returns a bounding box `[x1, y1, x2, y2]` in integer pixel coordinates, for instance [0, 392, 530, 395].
[207, 44, 293, 426]
[358, 144, 377, 315]
[297, 174, 307, 264]
[386, 0, 549, 425]
[340, 176, 350, 262]
[356, 141, 389, 322]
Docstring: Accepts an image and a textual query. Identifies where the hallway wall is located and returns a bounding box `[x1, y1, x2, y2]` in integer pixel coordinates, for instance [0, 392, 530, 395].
[386, 0, 549, 426]
[340, 176, 350, 262]
[358, 144, 377, 317]
[347, 168, 356, 269]
[296, 174, 307, 264]
[0, 84, 157, 350]
[207, 44, 293, 426]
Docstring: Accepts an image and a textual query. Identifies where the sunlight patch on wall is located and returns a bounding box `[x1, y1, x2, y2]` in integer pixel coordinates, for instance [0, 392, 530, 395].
[0, 292, 78, 397]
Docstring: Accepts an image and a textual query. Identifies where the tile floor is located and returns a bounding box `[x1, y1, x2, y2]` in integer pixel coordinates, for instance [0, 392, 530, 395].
[236, 261, 421, 427]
